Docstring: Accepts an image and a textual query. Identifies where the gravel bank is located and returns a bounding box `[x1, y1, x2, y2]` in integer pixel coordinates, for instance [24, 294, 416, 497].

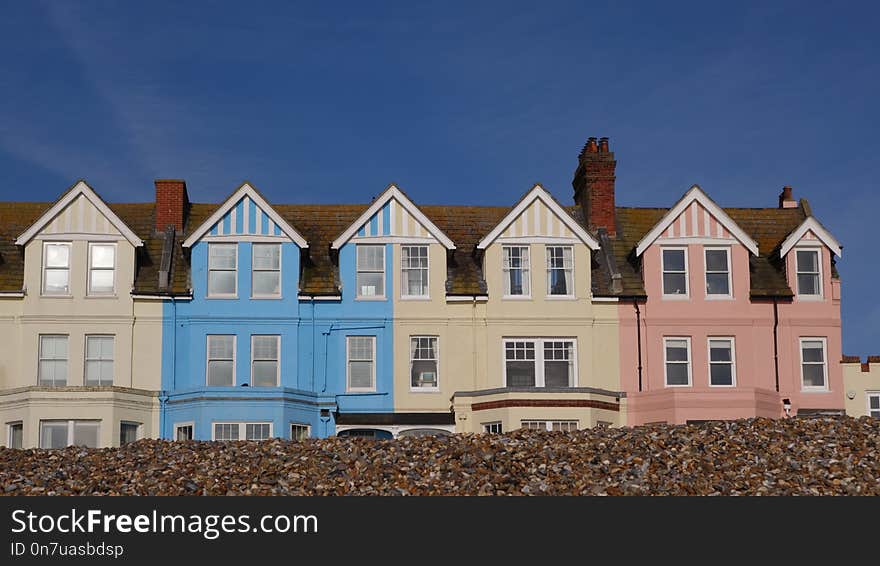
[1, 417, 878, 495]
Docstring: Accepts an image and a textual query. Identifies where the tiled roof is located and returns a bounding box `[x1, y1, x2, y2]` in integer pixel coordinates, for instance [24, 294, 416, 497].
[0, 192, 828, 300]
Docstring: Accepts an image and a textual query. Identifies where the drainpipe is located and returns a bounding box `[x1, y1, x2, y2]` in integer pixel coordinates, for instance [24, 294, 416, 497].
[310, 297, 316, 391]
[634, 299, 643, 392]
[773, 298, 780, 392]
[472, 296, 477, 388]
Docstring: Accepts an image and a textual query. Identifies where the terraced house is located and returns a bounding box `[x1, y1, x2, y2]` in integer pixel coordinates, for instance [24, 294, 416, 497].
[0, 135, 848, 447]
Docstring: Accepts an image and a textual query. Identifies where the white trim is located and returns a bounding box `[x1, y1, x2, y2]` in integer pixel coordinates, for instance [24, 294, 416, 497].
[173, 421, 195, 441]
[794, 247, 823, 300]
[545, 244, 575, 299]
[446, 295, 488, 302]
[6, 421, 23, 449]
[707, 336, 736, 387]
[520, 420, 579, 432]
[780, 217, 842, 258]
[251, 243, 282, 299]
[663, 336, 692, 387]
[16, 180, 143, 247]
[502, 245, 532, 299]
[290, 422, 311, 440]
[84, 334, 115, 387]
[87, 242, 117, 296]
[201, 234, 289, 243]
[182, 183, 308, 248]
[409, 335, 440, 392]
[38, 334, 69, 387]
[346, 335, 377, 392]
[590, 296, 619, 302]
[38, 419, 101, 448]
[250, 334, 280, 387]
[131, 293, 193, 300]
[661, 246, 689, 299]
[34, 233, 125, 242]
[657, 237, 738, 246]
[356, 244, 386, 300]
[635, 185, 758, 256]
[482, 421, 503, 434]
[400, 244, 430, 300]
[207, 243, 238, 299]
[350, 236, 436, 244]
[497, 236, 580, 245]
[501, 337, 578, 388]
[206, 334, 236, 386]
[477, 185, 599, 250]
[297, 295, 341, 301]
[866, 392, 880, 418]
[703, 246, 732, 299]
[331, 184, 455, 250]
[41, 241, 72, 297]
[799, 337, 829, 392]
[211, 422, 274, 441]
[119, 421, 142, 445]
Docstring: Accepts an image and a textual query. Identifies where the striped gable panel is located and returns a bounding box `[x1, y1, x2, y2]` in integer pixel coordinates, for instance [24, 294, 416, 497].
[658, 200, 733, 240]
[208, 195, 285, 238]
[498, 198, 578, 239]
[41, 194, 123, 237]
[354, 198, 432, 239]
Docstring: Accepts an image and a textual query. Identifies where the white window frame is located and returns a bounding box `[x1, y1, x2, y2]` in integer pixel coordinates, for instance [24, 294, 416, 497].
[502, 245, 531, 299]
[87, 242, 117, 296]
[7, 421, 23, 449]
[206, 335, 236, 386]
[84, 334, 115, 386]
[483, 421, 502, 434]
[545, 245, 575, 298]
[707, 337, 736, 387]
[661, 246, 689, 299]
[251, 243, 282, 299]
[867, 392, 880, 418]
[39, 419, 100, 448]
[400, 244, 430, 299]
[346, 335, 377, 392]
[174, 422, 195, 441]
[356, 244, 386, 300]
[211, 422, 273, 441]
[207, 243, 238, 298]
[38, 334, 68, 387]
[704, 246, 732, 299]
[42, 241, 72, 296]
[250, 334, 280, 387]
[501, 338, 578, 388]
[799, 337, 828, 391]
[663, 336, 692, 387]
[520, 420, 578, 432]
[290, 423, 311, 440]
[795, 246, 823, 300]
[409, 335, 439, 392]
[119, 421, 141, 445]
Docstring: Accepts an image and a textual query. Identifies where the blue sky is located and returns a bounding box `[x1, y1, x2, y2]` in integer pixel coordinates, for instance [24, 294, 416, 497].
[0, 2, 876, 355]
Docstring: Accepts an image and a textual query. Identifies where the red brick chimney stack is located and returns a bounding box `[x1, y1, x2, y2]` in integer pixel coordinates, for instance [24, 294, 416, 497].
[779, 186, 797, 209]
[573, 136, 617, 237]
[155, 179, 189, 232]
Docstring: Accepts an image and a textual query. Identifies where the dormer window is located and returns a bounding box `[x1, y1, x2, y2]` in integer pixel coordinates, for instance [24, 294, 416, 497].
[796, 249, 821, 296]
[356, 245, 385, 299]
[546, 246, 573, 297]
[42, 242, 71, 295]
[502, 246, 530, 297]
[661, 248, 688, 297]
[208, 243, 237, 297]
[705, 248, 731, 297]
[88, 243, 116, 295]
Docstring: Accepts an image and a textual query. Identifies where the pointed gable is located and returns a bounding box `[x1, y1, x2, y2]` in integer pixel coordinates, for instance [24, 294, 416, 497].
[635, 185, 759, 256]
[779, 216, 842, 258]
[331, 184, 455, 249]
[477, 184, 599, 250]
[182, 183, 308, 248]
[15, 180, 143, 246]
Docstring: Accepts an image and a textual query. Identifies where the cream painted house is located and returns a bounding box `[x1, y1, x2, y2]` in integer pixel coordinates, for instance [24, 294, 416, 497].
[842, 357, 880, 418]
[0, 181, 164, 449]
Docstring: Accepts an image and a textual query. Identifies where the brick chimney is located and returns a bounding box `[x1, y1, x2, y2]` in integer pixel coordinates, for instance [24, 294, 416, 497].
[778, 185, 797, 209]
[572, 136, 617, 236]
[154, 179, 189, 232]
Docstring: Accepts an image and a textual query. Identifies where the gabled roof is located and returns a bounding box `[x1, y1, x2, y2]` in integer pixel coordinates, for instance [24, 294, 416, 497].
[634, 185, 759, 256]
[779, 216, 842, 258]
[330, 184, 455, 250]
[15, 180, 143, 247]
[182, 182, 308, 248]
[476, 184, 599, 250]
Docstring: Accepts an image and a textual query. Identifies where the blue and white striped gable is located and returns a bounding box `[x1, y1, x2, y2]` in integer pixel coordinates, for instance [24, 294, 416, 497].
[183, 183, 308, 248]
[332, 185, 455, 249]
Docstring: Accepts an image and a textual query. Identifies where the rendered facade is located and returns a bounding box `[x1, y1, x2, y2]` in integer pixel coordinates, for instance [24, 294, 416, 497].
[0, 137, 851, 447]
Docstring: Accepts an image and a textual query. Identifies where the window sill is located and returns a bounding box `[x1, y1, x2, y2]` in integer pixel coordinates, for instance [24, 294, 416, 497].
[85, 294, 118, 299]
[409, 388, 440, 393]
[206, 295, 238, 300]
[355, 297, 387, 301]
[704, 295, 734, 301]
[250, 295, 283, 300]
[400, 295, 431, 301]
[502, 295, 532, 300]
[545, 295, 577, 301]
[795, 295, 824, 302]
[708, 383, 736, 388]
[661, 295, 690, 301]
[664, 384, 693, 388]
[801, 387, 829, 393]
[40, 294, 73, 299]
[345, 389, 378, 394]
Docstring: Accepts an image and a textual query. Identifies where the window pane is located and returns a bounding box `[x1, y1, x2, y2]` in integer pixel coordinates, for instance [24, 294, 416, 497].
[357, 245, 384, 270]
[411, 360, 438, 387]
[91, 245, 115, 268]
[41, 422, 68, 449]
[42, 335, 68, 359]
[252, 244, 280, 270]
[710, 364, 733, 386]
[797, 250, 818, 272]
[253, 271, 280, 295]
[797, 274, 819, 295]
[869, 396, 879, 410]
[207, 361, 234, 386]
[246, 424, 270, 441]
[663, 273, 687, 295]
[176, 426, 193, 441]
[663, 249, 685, 272]
[549, 268, 569, 295]
[544, 360, 572, 387]
[349, 361, 373, 388]
[208, 336, 234, 358]
[72, 422, 99, 447]
[252, 361, 278, 386]
[349, 337, 374, 360]
[506, 361, 536, 386]
[665, 340, 689, 361]
[705, 250, 728, 272]
[357, 272, 384, 297]
[90, 270, 114, 293]
[120, 423, 138, 445]
[214, 424, 239, 441]
[39, 361, 67, 386]
[403, 268, 427, 296]
[802, 342, 825, 363]
[9, 424, 23, 449]
[44, 270, 70, 293]
[45, 244, 69, 267]
[802, 364, 825, 387]
[666, 363, 689, 385]
[252, 336, 278, 359]
[209, 271, 236, 295]
[291, 424, 309, 441]
[709, 341, 732, 362]
[85, 360, 113, 386]
[209, 245, 237, 269]
[706, 273, 729, 295]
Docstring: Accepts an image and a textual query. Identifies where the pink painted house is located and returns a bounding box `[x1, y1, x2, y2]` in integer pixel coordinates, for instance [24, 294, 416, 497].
[574, 137, 844, 425]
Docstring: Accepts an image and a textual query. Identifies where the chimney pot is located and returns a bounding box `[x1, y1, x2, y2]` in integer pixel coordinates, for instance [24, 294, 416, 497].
[779, 185, 797, 209]
[573, 136, 617, 237]
[598, 137, 609, 153]
[587, 137, 598, 153]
